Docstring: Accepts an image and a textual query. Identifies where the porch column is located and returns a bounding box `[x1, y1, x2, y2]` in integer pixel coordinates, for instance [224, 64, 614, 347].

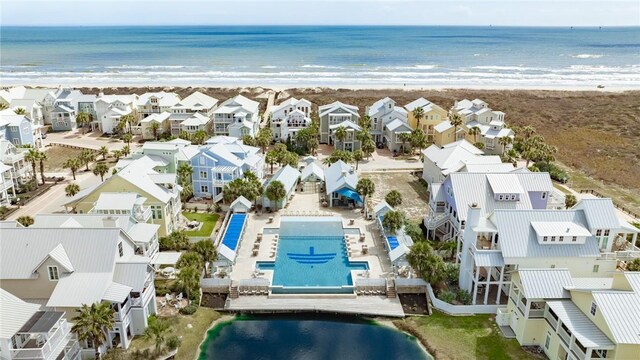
[496, 265, 505, 304]
[455, 236, 462, 264]
[484, 267, 490, 305]
[472, 266, 480, 304]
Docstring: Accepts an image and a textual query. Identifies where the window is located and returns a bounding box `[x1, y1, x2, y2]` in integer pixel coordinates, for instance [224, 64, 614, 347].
[593, 265, 600, 273]
[590, 302, 597, 316]
[199, 157, 205, 165]
[551, 236, 556, 242]
[550, 265, 556, 269]
[199, 170, 208, 179]
[543, 236, 548, 242]
[498, 194, 504, 201]
[201, 185, 209, 193]
[603, 230, 610, 236]
[48, 266, 59, 281]
[559, 236, 564, 242]
[541, 192, 547, 199]
[572, 236, 577, 242]
[596, 229, 602, 236]
[544, 333, 551, 349]
[118, 242, 124, 257]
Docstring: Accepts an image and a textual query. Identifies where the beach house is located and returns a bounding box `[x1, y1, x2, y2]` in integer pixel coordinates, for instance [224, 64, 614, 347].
[449, 99, 514, 154]
[0, 225, 157, 353]
[324, 160, 361, 208]
[212, 95, 260, 137]
[318, 101, 360, 148]
[191, 136, 264, 202]
[0, 140, 33, 187]
[0, 289, 80, 360]
[64, 156, 182, 236]
[0, 163, 15, 206]
[1, 86, 53, 127]
[0, 109, 36, 147]
[94, 94, 138, 134]
[261, 165, 301, 210]
[269, 98, 313, 141]
[365, 97, 412, 152]
[404, 97, 448, 142]
[135, 139, 199, 174]
[140, 112, 171, 140]
[136, 92, 180, 120]
[501, 270, 640, 360]
[167, 91, 218, 136]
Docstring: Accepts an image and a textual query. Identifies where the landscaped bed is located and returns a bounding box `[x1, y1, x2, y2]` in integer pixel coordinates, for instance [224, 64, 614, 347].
[394, 311, 542, 360]
[182, 212, 220, 237]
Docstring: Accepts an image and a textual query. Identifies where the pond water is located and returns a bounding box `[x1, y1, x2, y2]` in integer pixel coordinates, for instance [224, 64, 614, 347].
[199, 315, 430, 360]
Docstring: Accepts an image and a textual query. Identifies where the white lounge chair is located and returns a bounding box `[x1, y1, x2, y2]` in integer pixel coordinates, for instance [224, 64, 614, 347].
[165, 293, 173, 302]
[159, 300, 167, 308]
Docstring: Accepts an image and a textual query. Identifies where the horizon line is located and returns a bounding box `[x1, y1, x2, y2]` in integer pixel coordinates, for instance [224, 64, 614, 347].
[2, 24, 638, 28]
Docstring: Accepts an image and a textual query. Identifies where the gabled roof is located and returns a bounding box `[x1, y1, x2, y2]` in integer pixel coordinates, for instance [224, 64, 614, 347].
[590, 272, 640, 345]
[136, 92, 180, 107]
[213, 95, 259, 115]
[373, 201, 394, 216]
[0, 289, 41, 339]
[267, 165, 301, 193]
[270, 97, 311, 116]
[141, 112, 171, 123]
[174, 91, 218, 109]
[324, 160, 358, 194]
[546, 300, 615, 349]
[301, 162, 324, 182]
[404, 97, 443, 112]
[329, 120, 361, 131]
[230, 196, 252, 211]
[181, 113, 210, 126]
[573, 198, 621, 230]
[385, 119, 412, 132]
[319, 101, 359, 118]
[95, 192, 139, 211]
[518, 269, 573, 299]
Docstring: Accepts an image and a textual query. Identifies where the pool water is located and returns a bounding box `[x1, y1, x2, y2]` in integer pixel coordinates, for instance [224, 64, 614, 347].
[256, 217, 369, 292]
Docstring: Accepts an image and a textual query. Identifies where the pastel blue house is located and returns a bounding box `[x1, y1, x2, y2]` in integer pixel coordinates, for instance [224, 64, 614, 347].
[0, 113, 35, 147]
[191, 137, 264, 202]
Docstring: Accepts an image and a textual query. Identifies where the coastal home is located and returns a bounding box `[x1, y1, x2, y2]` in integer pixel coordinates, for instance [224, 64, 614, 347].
[404, 97, 448, 141]
[269, 98, 313, 141]
[136, 92, 180, 120]
[0, 226, 157, 353]
[94, 94, 138, 134]
[458, 199, 639, 305]
[384, 119, 413, 153]
[0, 140, 33, 186]
[192, 136, 264, 202]
[168, 91, 218, 136]
[324, 160, 362, 208]
[0, 289, 80, 360]
[449, 99, 514, 154]
[501, 270, 640, 360]
[64, 156, 182, 236]
[423, 171, 554, 242]
[134, 139, 198, 174]
[140, 112, 171, 140]
[366, 97, 409, 145]
[0, 163, 16, 206]
[49, 104, 76, 131]
[318, 101, 360, 145]
[3, 86, 54, 124]
[76, 94, 98, 130]
[0, 109, 36, 146]
[180, 113, 211, 135]
[261, 165, 300, 210]
[10, 98, 45, 127]
[212, 95, 260, 137]
[42, 88, 83, 127]
[421, 140, 509, 187]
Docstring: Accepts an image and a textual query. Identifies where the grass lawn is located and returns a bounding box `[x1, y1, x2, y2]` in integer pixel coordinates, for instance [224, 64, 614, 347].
[43, 147, 90, 172]
[182, 212, 220, 237]
[552, 182, 572, 195]
[129, 307, 221, 360]
[395, 311, 540, 360]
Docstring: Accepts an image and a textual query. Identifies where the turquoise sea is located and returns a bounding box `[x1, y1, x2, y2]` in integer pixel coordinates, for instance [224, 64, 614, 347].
[1, 26, 639, 88]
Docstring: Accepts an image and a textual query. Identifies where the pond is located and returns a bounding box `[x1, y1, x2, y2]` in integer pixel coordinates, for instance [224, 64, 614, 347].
[199, 315, 430, 360]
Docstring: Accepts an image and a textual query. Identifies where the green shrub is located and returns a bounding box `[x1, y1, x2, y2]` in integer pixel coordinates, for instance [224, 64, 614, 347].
[535, 161, 569, 183]
[456, 289, 472, 305]
[627, 258, 640, 272]
[443, 263, 460, 285]
[166, 335, 181, 350]
[179, 304, 198, 315]
[438, 290, 456, 304]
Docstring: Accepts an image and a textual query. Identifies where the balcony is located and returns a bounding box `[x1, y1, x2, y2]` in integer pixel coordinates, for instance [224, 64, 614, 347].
[558, 327, 572, 346]
[11, 319, 71, 360]
[476, 235, 497, 250]
[570, 342, 587, 360]
[545, 311, 558, 330]
[133, 206, 152, 222]
[423, 213, 448, 229]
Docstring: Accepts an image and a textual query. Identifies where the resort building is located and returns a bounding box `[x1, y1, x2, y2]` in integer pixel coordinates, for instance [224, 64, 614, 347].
[212, 95, 260, 137]
[0, 288, 80, 360]
[300, 162, 324, 193]
[0, 140, 33, 187]
[458, 198, 639, 306]
[0, 109, 38, 147]
[318, 101, 360, 147]
[449, 98, 514, 154]
[404, 97, 448, 142]
[9, 98, 45, 127]
[269, 98, 313, 141]
[191, 136, 264, 202]
[500, 270, 640, 360]
[140, 112, 171, 140]
[1, 86, 53, 127]
[324, 160, 362, 208]
[0, 226, 157, 353]
[365, 97, 410, 147]
[260, 165, 301, 210]
[94, 94, 138, 134]
[64, 156, 182, 236]
[135, 92, 180, 120]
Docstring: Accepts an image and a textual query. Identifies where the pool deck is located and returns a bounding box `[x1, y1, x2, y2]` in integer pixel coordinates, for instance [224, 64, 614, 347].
[226, 295, 406, 317]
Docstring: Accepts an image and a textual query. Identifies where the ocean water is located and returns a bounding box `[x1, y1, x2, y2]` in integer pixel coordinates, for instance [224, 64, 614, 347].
[1, 26, 639, 88]
[199, 315, 430, 360]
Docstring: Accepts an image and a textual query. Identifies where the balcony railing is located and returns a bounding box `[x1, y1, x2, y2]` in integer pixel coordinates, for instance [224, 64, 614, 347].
[133, 207, 152, 222]
[528, 309, 545, 318]
[545, 312, 558, 330]
[11, 321, 70, 360]
[558, 328, 571, 346]
[64, 340, 80, 360]
[570, 342, 587, 360]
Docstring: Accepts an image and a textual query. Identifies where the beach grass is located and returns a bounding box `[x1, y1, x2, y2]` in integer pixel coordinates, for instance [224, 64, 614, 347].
[43, 147, 87, 172]
[395, 311, 540, 360]
[182, 212, 220, 237]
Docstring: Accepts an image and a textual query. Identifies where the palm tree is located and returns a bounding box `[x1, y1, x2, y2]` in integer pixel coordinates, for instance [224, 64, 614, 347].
[176, 266, 200, 302]
[355, 178, 375, 218]
[191, 130, 207, 145]
[0, 103, 8, 111]
[150, 122, 160, 140]
[192, 240, 217, 276]
[121, 145, 130, 157]
[382, 210, 405, 233]
[76, 112, 92, 134]
[111, 149, 123, 161]
[410, 129, 428, 155]
[143, 316, 170, 353]
[449, 112, 464, 141]
[353, 149, 364, 170]
[412, 107, 425, 130]
[385, 190, 402, 207]
[398, 132, 412, 154]
[119, 113, 137, 134]
[520, 125, 536, 140]
[24, 148, 40, 188]
[17, 215, 34, 227]
[72, 302, 115, 360]
[98, 146, 109, 161]
[80, 150, 95, 171]
[361, 137, 376, 160]
[565, 194, 577, 209]
[358, 115, 372, 131]
[407, 241, 446, 284]
[65, 183, 81, 197]
[334, 126, 348, 151]
[176, 251, 204, 270]
[177, 163, 193, 186]
[122, 132, 133, 147]
[468, 126, 481, 143]
[498, 136, 513, 153]
[14, 107, 27, 115]
[265, 151, 278, 174]
[37, 151, 47, 185]
[256, 128, 271, 154]
[93, 163, 109, 181]
[265, 180, 286, 210]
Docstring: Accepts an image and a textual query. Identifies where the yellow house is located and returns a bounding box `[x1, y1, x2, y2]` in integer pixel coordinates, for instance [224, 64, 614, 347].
[432, 120, 466, 147]
[65, 156, 181, 236]
[500, 269, 640, 360]
[404, 98, 448, 142]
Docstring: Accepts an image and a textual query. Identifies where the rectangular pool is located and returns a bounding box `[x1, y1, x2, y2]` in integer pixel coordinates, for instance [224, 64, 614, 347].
[256, 217, 369, 293]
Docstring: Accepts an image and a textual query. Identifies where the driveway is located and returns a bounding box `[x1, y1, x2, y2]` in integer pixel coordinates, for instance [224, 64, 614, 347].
[44, 129, 142, 151]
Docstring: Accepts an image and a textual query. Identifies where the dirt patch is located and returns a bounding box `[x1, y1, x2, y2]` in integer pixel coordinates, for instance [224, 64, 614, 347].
[399, 293, 430, 315]
[43, 146, 89, 172]
[362, 171, 429, 220]
[201, 293, 227, 309]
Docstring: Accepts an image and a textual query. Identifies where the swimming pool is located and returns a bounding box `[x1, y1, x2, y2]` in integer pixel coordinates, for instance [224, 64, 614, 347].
[256, 217, 369, 293]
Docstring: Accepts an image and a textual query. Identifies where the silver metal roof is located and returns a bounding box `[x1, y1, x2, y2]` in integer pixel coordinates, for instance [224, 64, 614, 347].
[547, 300, 615, 349]
[474, 251, 505, 267]
[518, 269, 572, 299]
[574, 198, 621, 230]
[0, 289, 40, 338]
[592, 290, 640, 344]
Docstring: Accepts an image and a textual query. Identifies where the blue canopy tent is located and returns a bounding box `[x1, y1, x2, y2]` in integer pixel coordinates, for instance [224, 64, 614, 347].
[336, 188, 363, 203]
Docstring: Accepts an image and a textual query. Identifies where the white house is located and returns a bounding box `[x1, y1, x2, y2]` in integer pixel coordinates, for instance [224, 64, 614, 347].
[212, 95, 260, 137]
[180, 113, 211, 135]
[136, 92, 180, 119]
[94, 94, 138, 134]
[324, 160, 362, 208]
[261, 165, 301, 210]
[0, 163, 16, 206]
[366, 97, 409, 146]
[269, 98, 313, 141]
[0, 140, 33, 187]
[451, 98, 514, 154]
[319, 101, 360, 145]
[140, 112, 171, 140]
[168, 91, 218, 136]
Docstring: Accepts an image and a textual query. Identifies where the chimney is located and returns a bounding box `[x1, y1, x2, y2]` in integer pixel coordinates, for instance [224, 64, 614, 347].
[467, 203, 481, 228]
[102, 216, 119, 228]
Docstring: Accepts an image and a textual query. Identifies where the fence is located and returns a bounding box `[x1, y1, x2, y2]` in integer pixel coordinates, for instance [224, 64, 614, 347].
[426, 283, 499, 315]
[578, 189, 639, 220]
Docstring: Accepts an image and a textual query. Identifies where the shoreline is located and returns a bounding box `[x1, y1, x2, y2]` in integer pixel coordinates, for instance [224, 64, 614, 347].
[194, 314, 235, 360]
[376, 317, 434, 359]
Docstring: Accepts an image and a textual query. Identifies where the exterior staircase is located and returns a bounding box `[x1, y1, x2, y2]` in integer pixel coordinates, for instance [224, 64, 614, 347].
[423, 213, 448, 230]
[386, 279, 397, 298]
[229, 282, 239, 299]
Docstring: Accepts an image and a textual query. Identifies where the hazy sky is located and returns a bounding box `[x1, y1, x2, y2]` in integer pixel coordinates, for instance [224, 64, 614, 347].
[2, 0, 639, 26]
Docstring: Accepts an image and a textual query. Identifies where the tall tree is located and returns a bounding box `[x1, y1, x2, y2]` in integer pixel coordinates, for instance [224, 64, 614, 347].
[358, 115, 372, 131]
[98, 146, 109, 161]
[93, 163, 109, 181]
[323, 150, 353, 165]
[334, 126, 348, 151]
[176, 266, 200, 302]
[448, 112, 464, 141]
[111, 149, 123, 161]
[412, 107, 425, 130]
[14, 107, 27, 115]
[355, 178, 375, 218]
[122, 132, 133, 147]
[398, 132, 412, 154]
[191, 130, 208, 145]
[76, 112, 92, 135]
[192, 240, 217, 276]
[265, 180, 286, 210]
[407, 241, 446, 285]
[24, 148, 40, 188]
[119, 113, 137, 134]
[361, 137, 376, 160]
[353, 149, 364, 170]
[65, 183, 81, 197]
[72, 302, 115, 360]
[382, 210, 405, 234]
[177, 163, 193, 186]
[37, 151, 47, 185]
[468, 126, 481, 143]
[498, 136, 513, 153]
[265, 151, 278, 174]
[150, 122, 160, 140]
[256, 128, 272, 154]
[385, 190, 403, 207]
[80, 150, 95, 171]
[410, 128, 428, 155]
[62, 158, 81, 181]
[143, 316, 170, 353]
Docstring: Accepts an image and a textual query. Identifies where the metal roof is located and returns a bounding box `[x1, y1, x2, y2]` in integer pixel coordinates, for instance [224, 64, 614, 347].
[230, 196, 252, 212]
[547, 300, 615, 349]
[18, 311, 64, 334]
[574, 198, 622, 230]
[518, 269, 572, 299]
[301, 162, 324, 182]
[530, 221, 592, 237]
[267, 165, 301, 194]
[151, 251, 182, 266]
[47, 272, 113, 308]
[487, 174, 525, 194]
[474, 251, 505, 267]
[127, 223, 160, 243]
[95, 192, 138, 211]
[592, 290, 640, 344]
[324, 160, 358, 195]
[102, 282, 133, 303]
[113, 261, 149, 291]
[0, 289, 40, 338]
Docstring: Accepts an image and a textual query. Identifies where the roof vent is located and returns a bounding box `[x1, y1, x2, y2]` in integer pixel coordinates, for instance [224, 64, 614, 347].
[471, 202, 478, 208]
